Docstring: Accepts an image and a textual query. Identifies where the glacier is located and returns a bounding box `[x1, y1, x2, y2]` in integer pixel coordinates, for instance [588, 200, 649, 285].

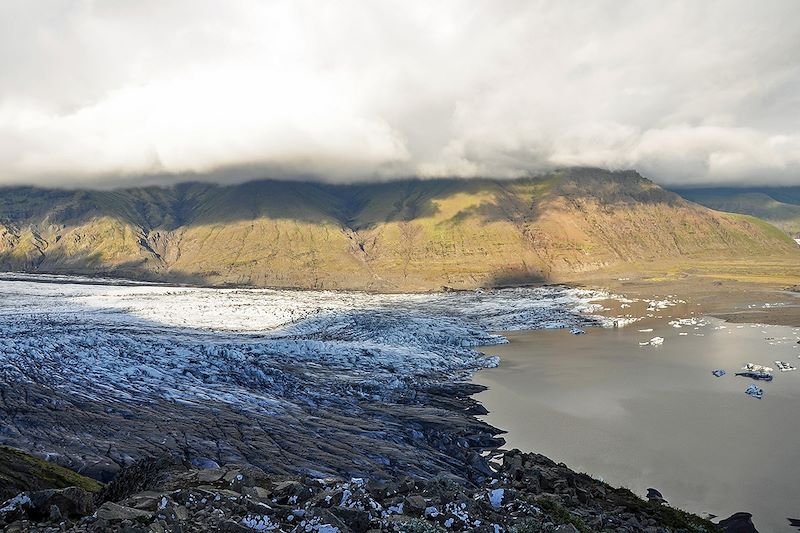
[0, 274, 619, 483]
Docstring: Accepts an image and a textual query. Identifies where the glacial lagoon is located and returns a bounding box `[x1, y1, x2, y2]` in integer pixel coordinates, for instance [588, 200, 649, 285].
[475, 309, 800, 532]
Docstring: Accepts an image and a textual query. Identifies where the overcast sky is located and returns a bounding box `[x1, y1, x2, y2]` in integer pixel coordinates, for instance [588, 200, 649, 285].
[1, 0, 799, 188]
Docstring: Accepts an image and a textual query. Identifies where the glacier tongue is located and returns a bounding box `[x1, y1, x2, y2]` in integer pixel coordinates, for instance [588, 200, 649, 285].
[0, 276, 610, 482]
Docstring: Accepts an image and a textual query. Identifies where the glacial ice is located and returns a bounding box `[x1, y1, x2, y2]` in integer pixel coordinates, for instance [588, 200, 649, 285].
[0, 275, 629, 478]
[0, 277, 622, 405]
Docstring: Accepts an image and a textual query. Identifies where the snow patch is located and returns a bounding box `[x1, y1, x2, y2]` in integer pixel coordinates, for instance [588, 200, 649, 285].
[488, 488, 505, 508]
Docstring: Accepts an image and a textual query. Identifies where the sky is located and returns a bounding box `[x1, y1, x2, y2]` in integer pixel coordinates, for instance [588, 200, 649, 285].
[1, 0, 799, 188]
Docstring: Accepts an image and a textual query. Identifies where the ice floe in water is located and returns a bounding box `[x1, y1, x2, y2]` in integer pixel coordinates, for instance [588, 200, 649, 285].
[745, 384, 764, 399]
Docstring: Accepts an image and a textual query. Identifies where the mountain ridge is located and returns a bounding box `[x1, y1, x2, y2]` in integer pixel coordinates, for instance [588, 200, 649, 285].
[674, 186, 800, 237]
[1, 168, 797, 290]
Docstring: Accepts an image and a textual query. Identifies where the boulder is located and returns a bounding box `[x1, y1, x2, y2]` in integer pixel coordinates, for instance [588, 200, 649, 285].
[646, 488, 667, 505]
[49, 504, 62, 522]
[310, 509, 352, 532]
[124, 491, 166, 511]
[218, 519, 254, 532]
[554, 525, 580, 533]
[197, 469, 227, 483]
[271, 480, 314, 504]
[242, 486, 272, 501]
[403, 495, 428, 516]
[95, 501, 153, 522]
[27, 487, 95, 520]
[330, 506, 371, 532]
[718, 512, 759, 533]
[365, 479, 396, 499]
[222, 464, 269, 489]
[190, 458, 221, 469]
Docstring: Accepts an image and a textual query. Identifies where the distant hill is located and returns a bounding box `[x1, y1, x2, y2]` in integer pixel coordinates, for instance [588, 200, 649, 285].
[1, 168, 797, 290]
[674, 186, 800, 237]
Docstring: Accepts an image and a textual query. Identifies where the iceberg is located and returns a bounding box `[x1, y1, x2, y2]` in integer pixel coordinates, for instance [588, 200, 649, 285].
[742, 363, 774, 373]
[745, 384, 763, 399]
[735, 371, 773, 382]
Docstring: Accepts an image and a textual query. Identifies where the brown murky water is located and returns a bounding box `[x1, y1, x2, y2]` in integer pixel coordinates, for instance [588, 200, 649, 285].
[474, 310, 800, 532]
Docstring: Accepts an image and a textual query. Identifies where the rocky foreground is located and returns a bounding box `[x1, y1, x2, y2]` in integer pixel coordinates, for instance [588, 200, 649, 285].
[1, 450, 756, 533]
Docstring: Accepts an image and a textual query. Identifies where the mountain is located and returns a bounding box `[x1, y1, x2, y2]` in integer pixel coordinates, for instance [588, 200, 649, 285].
[674, 186, 800, 238]
[0, 168, 797, 290]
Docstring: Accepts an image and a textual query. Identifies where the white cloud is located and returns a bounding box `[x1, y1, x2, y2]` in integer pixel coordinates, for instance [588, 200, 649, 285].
[0, 0, 798, 187]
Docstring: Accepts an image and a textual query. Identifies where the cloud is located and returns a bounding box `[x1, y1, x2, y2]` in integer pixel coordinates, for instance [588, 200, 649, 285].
[0, 0, 799, 187]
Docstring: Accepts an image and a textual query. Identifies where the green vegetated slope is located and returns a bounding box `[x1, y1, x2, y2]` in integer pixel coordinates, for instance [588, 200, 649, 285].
[675, 187, 800, 237]
[1, 168, 797, 290]
[0, 446, 102, 501]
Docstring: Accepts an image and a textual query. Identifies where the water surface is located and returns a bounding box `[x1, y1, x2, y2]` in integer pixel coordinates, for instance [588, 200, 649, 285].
[474, 311, 800, 532]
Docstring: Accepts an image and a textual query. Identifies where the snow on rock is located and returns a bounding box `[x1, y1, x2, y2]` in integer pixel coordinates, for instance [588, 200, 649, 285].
[240, 514, 278, 531]
[0, 493, 31, 515]
[488, 488, 505, 508]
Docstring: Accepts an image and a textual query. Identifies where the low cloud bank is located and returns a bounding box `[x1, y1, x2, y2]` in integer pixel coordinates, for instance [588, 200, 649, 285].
[1, 0, 799, 187]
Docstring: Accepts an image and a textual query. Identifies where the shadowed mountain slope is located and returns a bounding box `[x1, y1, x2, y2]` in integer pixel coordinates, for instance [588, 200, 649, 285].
[1, 168, 797, 290]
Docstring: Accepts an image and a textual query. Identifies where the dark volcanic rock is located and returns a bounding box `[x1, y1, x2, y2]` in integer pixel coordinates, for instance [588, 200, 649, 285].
[646, 487, 667, 505]
[27, 487, 95, 520]
[718, 512, 759, 533]
[94, 501, 152, 522]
